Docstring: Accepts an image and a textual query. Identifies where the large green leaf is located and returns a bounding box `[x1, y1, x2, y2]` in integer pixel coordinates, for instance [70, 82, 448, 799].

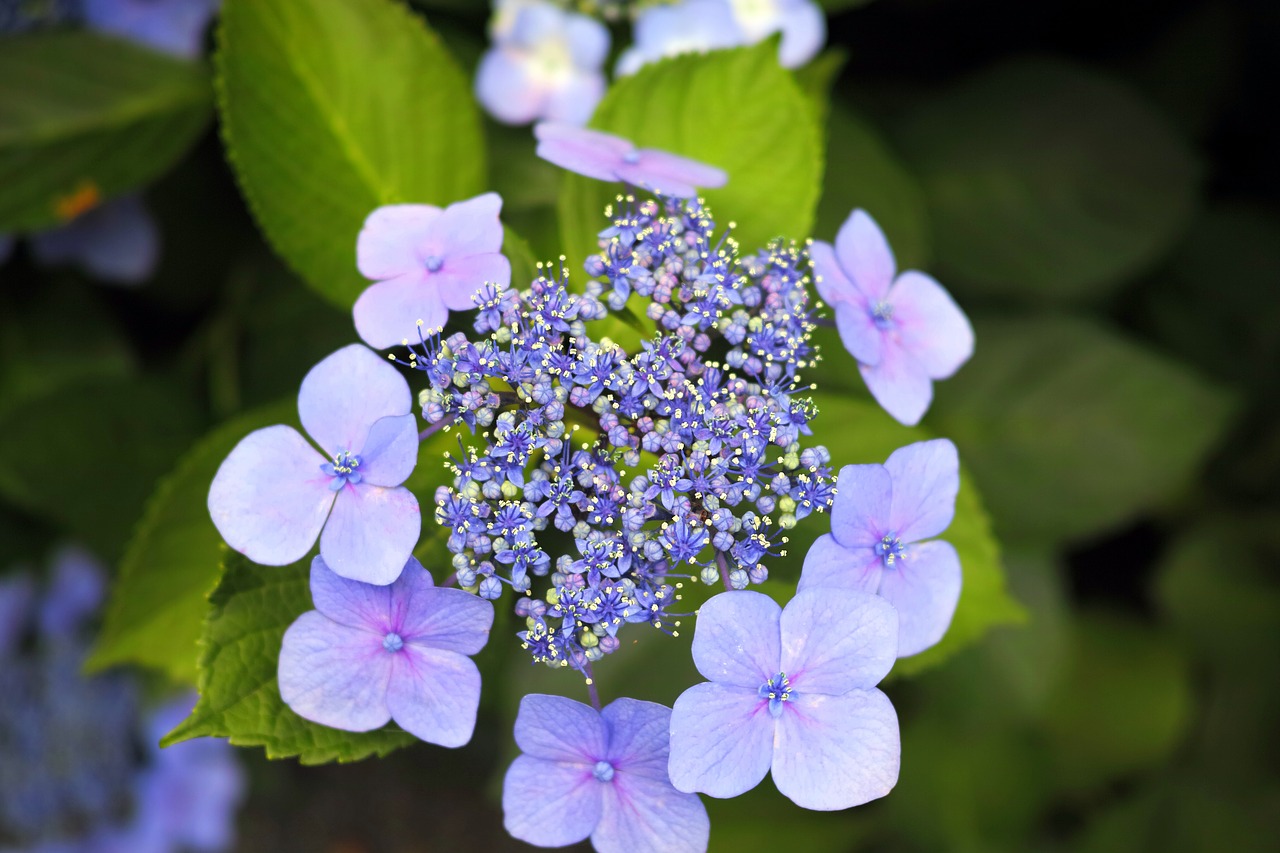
[215, 0, 486, 308]
[163, 551, 417, 763]
[894, 57, 1200, 302]
[557, 43, 822, 276]
[928, 315, 1238, 544]
[0, 32, 211, 230]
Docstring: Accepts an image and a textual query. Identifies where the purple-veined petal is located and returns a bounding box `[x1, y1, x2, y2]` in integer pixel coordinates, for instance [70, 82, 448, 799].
[834, 209, 896, 302]
[535, 122, 632, 181]
[859, 342, 933, 426]
[883, 438, 959, 542]
[298, 344, 412, 457]
[879, 539, 962, 657]
[423, 193, 506, 259]
[319, 484, 420, 586]
[798, 533, 883, 594]
[601, 698, 671, 781]
[356, 414, 418, 487]
[890, 270, 975, 379]
[208, 425, 334, 566]
[834, 300, 884, 367]
[690, 590, 781, 687]
[503, 754, 601, 848]
[278, 612, 393, 732]
[401, 587, 494, 656]
[618, 150, 728, 198]
[776, 1, 826, 68]
[544, 69, 606, 126]
[668, 682, 773, 799]
[357, 204, 441, 280]
[809, 240, 858, 306]
[829, 463, 892, 548]
[514, 693, 609, 762]
[780, 589, 898, 695]
[353, 273, 446, 349]
[308, 555, 405, 632]
[431, 253, 513, 312]
[595, 771, 710, 853]
[385, 646, 481, 747]
[475, 48, 547, 125]
[772, 688, 900, 810]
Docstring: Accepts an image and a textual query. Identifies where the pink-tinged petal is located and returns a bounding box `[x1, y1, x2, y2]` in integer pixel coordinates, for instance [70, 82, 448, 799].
[772, 689, 900, 810]
[595, 772, 710, 853]
[883, 438, 959, 542]
[829, 463, 892, 548]
[668, 682, 773, 799]
[385, 646, 481, 747]
[353, 273, 446, 349]
[890, 270, 975, 379]
[859, 342, 933, 426]
[776, 1, 826, 68]
[431, 253, 513, 312]
[308, 555, 415, 632]
[691, 591, 781, 687]
[601, 698, 671, 781]
[535, 122, 631, 181]
[834, 209, 896, 302]
[834, 300, 884, 367]
[544, 70, 606, 126]
[278, 612, 392, 732]
[780, 589, 898, 695]
[319, 484, 420, 586]
[475, 48, 546, 125]
[880, 540, 962, 657]
[356, 414, 418, 487]
[809, 240, 858, 306]
[514, 693, 608, 762]
[208, 425, 334, 566]
[401, 588, 494, 656]
[357, 204, 442, 280]
[423, 192, 506, 259]
[503, 755, 601, 848]
[298, 344, 412, 456]
[619, 149, 728, 198]
[798, 533, 882, 594]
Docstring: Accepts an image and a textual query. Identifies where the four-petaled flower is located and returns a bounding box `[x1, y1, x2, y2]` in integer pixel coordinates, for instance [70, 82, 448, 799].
[799, 438, 962, 657]
[208, 344, 421, 585]
[668, 588, 901, 810]
[503, 694, 709, 853]
[535, 123, 728, 198]
[811, 209, 973, 425]
[354, 193, 511, 350]
[278, 556, 494, 747]
[616, 0, 746, 76]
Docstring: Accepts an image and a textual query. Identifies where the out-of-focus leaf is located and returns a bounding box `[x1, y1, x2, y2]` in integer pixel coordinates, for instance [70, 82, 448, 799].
[792, 48, 848, 128]
[215, 0, 485, 308]
[0, 32, 211, 230]
[895, 57, 1200, 302]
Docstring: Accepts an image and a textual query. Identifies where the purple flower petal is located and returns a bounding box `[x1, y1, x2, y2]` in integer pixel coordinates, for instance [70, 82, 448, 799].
[779, 589, 898, 695]
[307, 554, 416, 632]
[775, 1, 826, 68]
[829, 463, 891, 548]
[424, 193, 506, 259]
[357, 204, 439, 280]
[618, 0, 745, 76]
[535, 122, 632, 181]
[401, 587, 494, 656]
[690, 590, 781, 687]
[208, 425, 334, 566]
[809, 240, 858, 305]
[513, 693, 609, 762]
[319, 484, 420, 585]
[353, 273, 448, 349]
[668, 682, 773, 799]
[883, 438, 959, 542]
[891, 270, 975, 379]
[617, 149, 728, 198]
[772, 689, 900, 810]
[277, 612, 393, 732]
[832, 297, 884, 367]
[298, 344, 412, 459]
[834, 209, 895, 303]
[595, 771, 710, 853]
[859, 342, 933, 426]
[798, 533, 882, 593]
[879, 540, 962, 657]
[356, 414, 418, 488]
[503, 754, 601, 847]
[543, 70, 606, 126]
[600, 697, 671, 781]
[565, 13, 610, 68]
[30, 196, 159, 286]
[475, 48, 547, 125]
[430, 253, 513, 312]
[385, 646, 481, 747]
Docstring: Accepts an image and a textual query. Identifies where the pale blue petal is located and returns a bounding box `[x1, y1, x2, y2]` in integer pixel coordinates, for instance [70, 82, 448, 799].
[891, 270, 975, 379]
[297, 344, 412, 458]
[617, 149, 728, 198]
[779, 589, 898, 694]
[357, 204, 440, 281]
[319, 483, 419, 585]
[883, 438, 959, 542]
[601, 697, 671, 781]
[353, 272, 446, 349]
[798, 533, 882, 594]
[308, 554, 412, 632]
[513, 693, 608, 762]
[356, 413, 418, 487]
[565, 13, 610, 68]
[503, 754, 601, 847]
[37, 545, 105, 638]
[278, 611, 393, 732]
[385, 646, 481, 747]
[777, 0, 826, 68]
[690, 590, 781, 687]
[834, 209, 896, 302]
[859, 341, 933, 426]
[833, 300, 884, 367]
[543, 69, 606, 126]
[401, 588, 494, 656]
[668, 682, 772, 798]
[475, 47, 545, 124]
[431, 253, 512, 312]
[426, 193, 505, 258]
[880, 539, 962, 657]
[595, 771, 709, 853]
[829, 463, 891, 548]
[535, 122, 632, 181]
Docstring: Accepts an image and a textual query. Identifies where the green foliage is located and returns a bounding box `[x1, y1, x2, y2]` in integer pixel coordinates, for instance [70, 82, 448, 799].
[895, 57, 1200, 302]
[164, 550, 417, 763]
[929, 315, 1238, 544]
[215, 0, 485, 309]
[557, 43, 823, 275]
[0, 32, 211, 231]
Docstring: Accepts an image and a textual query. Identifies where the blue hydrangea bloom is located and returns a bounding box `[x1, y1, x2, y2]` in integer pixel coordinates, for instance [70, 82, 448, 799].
[208, 344, 421, 585]
[535, 123, 727, 197]
[27, 196, 160, 287]
[799, 438, 962, 657]
[724, 0, 826, 68]
[278, 556, 494, 747]
[503, 694, 709, 853]
[668, 588, 900, 810]
[476, 1, 609, 126]
[83, 0, 220, 59]
[615, 0, 745, 76]
[37, 545, 106, 639]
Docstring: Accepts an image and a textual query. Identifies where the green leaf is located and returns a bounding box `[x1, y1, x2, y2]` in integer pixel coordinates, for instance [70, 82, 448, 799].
[87, 400, 295, 684]
[894, 57, 1201, 302]
[0, 32, 211, 231]
[216, 0, 486, 309]
[928, 315, 1239, 544]
[163, 550, 417, 763]
[791, 48, 848, 129]
[557, 43, 822, 275]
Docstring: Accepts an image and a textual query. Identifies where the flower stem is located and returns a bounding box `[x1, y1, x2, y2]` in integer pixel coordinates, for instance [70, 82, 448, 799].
[585, 663, 602, 711]
[716, 551, 733, 592]
[419, 414, 456, 443]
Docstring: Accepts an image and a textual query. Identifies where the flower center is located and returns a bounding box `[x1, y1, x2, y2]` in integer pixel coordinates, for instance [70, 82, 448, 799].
[321, 450, 363, 490]
[382, 632, 404, 653]
[758, 672, 792, 718]
[423, 255, 444, 272]
[874, 534, 905, 568]
[622, 150, 641, 165]
[869, 300, 896, 330]
[592, 760, 615, 783]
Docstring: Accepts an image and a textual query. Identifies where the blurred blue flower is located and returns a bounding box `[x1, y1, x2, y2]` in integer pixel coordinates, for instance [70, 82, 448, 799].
[724, 0, 826, 68]
[616, 0, 745, 76]
[83, 0, 219, 59]
[37, 545, 106, 639]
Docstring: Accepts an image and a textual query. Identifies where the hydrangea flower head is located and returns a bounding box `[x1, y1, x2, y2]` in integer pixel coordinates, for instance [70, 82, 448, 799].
[83, 0, 220, 59]
[811, 209, 974, 425]
[278, 556, 494, 747]
[503, 694, 709, 853]
[726, 0, 826, 68]
[354, 193, 511, 349]
[28, 196, 160, 287]
[668, 588, 900, 810]
[208, 343, 421, 585]
[799, 438, 962, 657]
[535, 123, 727, 197]
[615, 0, 745, 76]
[476, 1, 609, 126]
[37, 544, 106, 638]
